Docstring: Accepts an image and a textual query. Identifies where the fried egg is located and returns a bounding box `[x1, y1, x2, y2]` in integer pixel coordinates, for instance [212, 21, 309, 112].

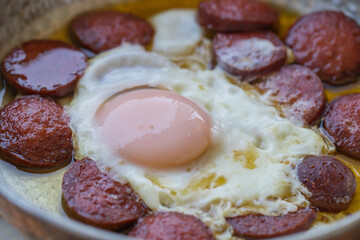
[69, 10, 333, 239]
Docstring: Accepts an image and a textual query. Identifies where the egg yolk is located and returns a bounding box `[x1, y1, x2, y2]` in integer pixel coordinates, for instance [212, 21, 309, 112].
[94, 89, 212, 169]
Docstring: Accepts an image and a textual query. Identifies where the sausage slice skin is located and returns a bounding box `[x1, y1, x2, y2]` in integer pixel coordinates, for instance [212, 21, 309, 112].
[213, 32, 286, 80]
[0, 95, 72, 172]
[285, 10, 360, 85]
[71, 11, 154, 53]
[1, 40, 87, 98]
[198, 0, 279, 32]
[323, 94, 360, 159]
[62, 158, 148, 231]
[226, 208, 317, 239]
[128, 211, 214, 240]
[297, 156, 356, 213]
[255, 64, 325, 126]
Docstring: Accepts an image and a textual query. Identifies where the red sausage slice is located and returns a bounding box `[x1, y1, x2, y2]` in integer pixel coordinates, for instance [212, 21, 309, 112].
[285, 10, 360, 85]
[71, 11, 154, 53]
[323, 94, 360, 159]
[226, 208, 317, 239]
[62, 158, 148, 231]
[198, 0, 279, 32]
[255, 65, 325, 126]
[0, 95, 72, 171]
[128, 212, 214, 240]
[213, 32, 287, 80]
[297, 156, 356, 213]
[1, 40, 87, 98]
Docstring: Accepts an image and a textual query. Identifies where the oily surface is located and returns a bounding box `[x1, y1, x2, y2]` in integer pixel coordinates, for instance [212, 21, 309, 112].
[213, 31, 286, 79]
[62, 158, 148, 231]
[286, 11, 360, 85]
[256, 64, 325, 126]
[198, 0, 279, 32]
[0, 95, 72, 171]
[129, 211, 214, 240]
[71, 11, 154, 53]
[323, 94, 360, 159]
[226, 208, 317, 239]
[297, 156, 357, 212]
[1, 40, 87, 97]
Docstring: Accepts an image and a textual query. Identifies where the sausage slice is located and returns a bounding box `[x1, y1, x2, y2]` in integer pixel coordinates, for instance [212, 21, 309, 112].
[255, 65, 325, 126]
[285, 10, 360, 85]
[1, 40, 87, 98]
[62, 158, 148, 231]
[213, 32, 286, 80]
[128, 212, 214, 240]
[0, 95, 72, 171]
[226, 208, 317, 239]
[71, 11, 154, 53]
[198, 0, 279, 32]
[297, 156, 356, 213]
[323, 94, 360, 159]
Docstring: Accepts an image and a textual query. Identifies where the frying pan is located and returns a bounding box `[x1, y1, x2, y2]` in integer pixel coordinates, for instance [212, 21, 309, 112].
[0, 0, 360, 239]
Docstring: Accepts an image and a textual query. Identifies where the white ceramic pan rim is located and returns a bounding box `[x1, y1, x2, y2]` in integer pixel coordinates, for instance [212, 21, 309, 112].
[2, 180, 360, 240]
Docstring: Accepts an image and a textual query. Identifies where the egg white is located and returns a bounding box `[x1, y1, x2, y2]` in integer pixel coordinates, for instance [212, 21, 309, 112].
[69, 10, 333, 240]
[150, 9, 203, 56]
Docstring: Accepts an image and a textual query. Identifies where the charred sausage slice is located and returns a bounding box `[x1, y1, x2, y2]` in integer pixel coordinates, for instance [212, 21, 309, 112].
[213, 32, 286, 80]
[323, 94, 360, 159]
[297, 156, 356, 213]
[1, 40, 87, 98]
[128, 211, 214, 240]
[255, 64, 325, 126]
[285, 10, 360, 85]
[226, 208, 317, 239]
[0, 95, 72, 171]
[71, 11, 154, 53]
[198, 0, 279, 32]
[62, 158, 148, 231]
